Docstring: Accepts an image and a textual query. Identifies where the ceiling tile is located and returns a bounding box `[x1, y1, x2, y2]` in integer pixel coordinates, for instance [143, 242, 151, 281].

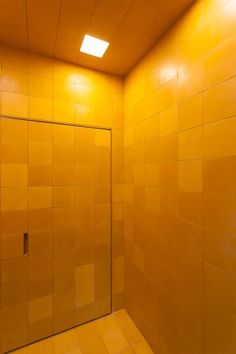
[93, 0, 133, 21]
[26, 0, 61, 24]
[59, 0, 93, 30]
[28, 20, 57, 56]
[65, 0, 98, 11]
[111, 25, 143, 49]
[0, 0, 195, 75]
[56, 26, 83, 50]
[122, 0, 160, 33]
[0, 1, 28, 48]
[0, 0, 26, 9]
[88, 15, 119, 41]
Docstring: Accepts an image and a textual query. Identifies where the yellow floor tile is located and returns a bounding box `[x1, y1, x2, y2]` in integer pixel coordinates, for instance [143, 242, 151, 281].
[119, 349, 135, 354]
[102, 328, 130, 354]
[11, 349, 29, 354]
[28, 338, 54, 354]
[133, 341, 154, 354]
[64, 349, 82, 354]
[96, 314, 120, 336]
[10, 311, 153, 354]
[54, 329, 79, 354]
[113, 309, 131, 326]
[76, 322, 108, 354]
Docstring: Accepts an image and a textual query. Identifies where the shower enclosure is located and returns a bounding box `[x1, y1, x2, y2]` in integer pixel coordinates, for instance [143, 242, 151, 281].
[0, 117, 112, 353]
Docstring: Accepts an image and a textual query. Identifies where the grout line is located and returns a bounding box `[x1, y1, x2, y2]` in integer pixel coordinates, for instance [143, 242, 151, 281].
[109, 0, 136, 43]
[52, 0, 63, 58]
[201, 84, 205, 354]
[109, 129, 113, 313]
[25, 0, 30, 50]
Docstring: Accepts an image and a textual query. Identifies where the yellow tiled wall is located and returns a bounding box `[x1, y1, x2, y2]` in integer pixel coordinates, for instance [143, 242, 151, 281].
[124, 0, 236, 352]
[0, 44, 124, 313]
[1, 0, 236, 352]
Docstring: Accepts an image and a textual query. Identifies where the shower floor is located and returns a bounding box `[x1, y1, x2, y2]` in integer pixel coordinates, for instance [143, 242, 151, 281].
[11, 310, 153, 354]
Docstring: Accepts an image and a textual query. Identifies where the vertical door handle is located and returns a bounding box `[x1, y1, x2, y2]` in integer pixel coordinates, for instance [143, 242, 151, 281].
[23, 232, 29, 256]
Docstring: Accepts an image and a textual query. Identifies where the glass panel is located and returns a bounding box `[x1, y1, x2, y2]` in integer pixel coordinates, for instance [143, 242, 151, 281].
[0, 118, 111, 353]
[28, 121, 53, 342]
[0, 118, 29, 353]
[52, 123, 76, 333]
[74, 127, 111, 325]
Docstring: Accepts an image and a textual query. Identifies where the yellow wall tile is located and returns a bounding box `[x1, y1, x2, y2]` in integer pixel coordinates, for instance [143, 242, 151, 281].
[75, 186, 94, 206]
[29, 142, 52, 163]
[178, 191, 203, 226]
[1, 141, 28, 163]
[159, 162, 178, 189]
[53, 80, 75, 102]
[204, 77, 236, 124]
[1, 234, 23, 260]
[75, 264, 94, 307]
[1, 187, 27, 211]
[53, 100, 75, 123]
[29, 122, 52, 142]
[160, 78, 177, 111]
[2, 46, 29, 72]
[179, 127, 203, 160]
[204, 157, 236, 195]
[29, 295, 52, 323]
[28, 164, 52, 187]
[160, 133, 178, 162]
[178, 61, 203, 101]
[29, 187, 52, 209]
[179, 160, 203, 192]
[53, 124, 75, 144]
[53, 186, 74, 208]
[145, 164, 159, 187]
[1, 164, 28, 187]
[1, 257, 28, 283]
[178, 93, 203, 130]
[1, 118, 28, 141]
[205, 35, 236, 88]
[2, 68, 29, 95]
[204, 117, 236, 157]
[29, 96, 53, 120]
[2, 92, 28, 118]
[30, 53, 53, 78]
[95, 129, 111, 146]
[75, 127, 94, 145]
[53, 144, 74, 164]
[29, 74, 53, 99]
[160, 105, 178, 136]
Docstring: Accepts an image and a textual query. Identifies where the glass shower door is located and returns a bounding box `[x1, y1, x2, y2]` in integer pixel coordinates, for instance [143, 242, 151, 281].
[0, 117, 111, 353]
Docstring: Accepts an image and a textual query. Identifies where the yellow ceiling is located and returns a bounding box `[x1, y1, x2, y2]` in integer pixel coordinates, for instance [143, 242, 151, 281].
[0, 0, 195, 76]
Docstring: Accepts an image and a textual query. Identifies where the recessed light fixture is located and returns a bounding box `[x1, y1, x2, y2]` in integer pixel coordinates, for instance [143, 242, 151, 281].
[80, 34, 110, 58]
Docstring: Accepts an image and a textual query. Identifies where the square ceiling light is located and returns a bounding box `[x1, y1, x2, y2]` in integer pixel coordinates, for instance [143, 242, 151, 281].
[80, 34, 110, 58]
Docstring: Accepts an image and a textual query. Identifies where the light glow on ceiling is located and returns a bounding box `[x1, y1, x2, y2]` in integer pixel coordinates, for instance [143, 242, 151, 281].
[80, 34, 110, 58]
[225, 0, 236, 13]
